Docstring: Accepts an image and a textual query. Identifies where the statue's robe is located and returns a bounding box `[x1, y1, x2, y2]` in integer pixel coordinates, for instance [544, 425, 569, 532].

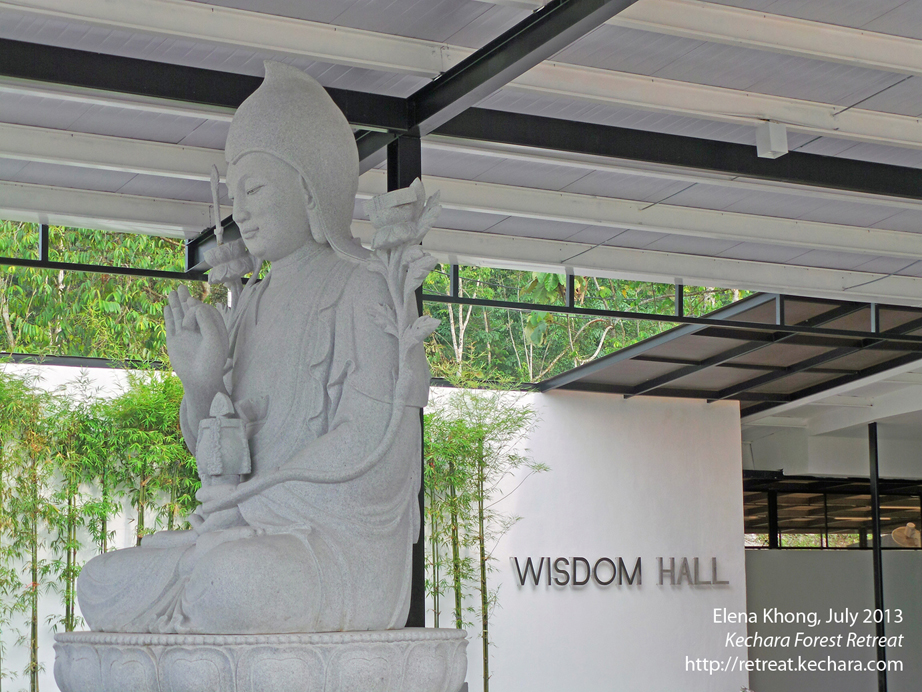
[78, 243, 428, 634]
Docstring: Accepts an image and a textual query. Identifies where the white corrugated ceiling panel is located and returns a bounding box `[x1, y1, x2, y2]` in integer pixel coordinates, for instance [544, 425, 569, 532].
[869, 210, 922, 234]
[789, 249, 887, 270]
[470, 159, 591, 191]
[797, 201, 902, 228]
[644, 234, 742, 256]
[849, 77, 922, 118]
[600, 228, 670, 249]
[565, 226, 633, 246]
[479, 90, 789, 146]
[0, 91, 228, 148]
[189, 0, 529, 47]
[0, 158, 29, 179]
[115, 175, 223, 204]
[796, 138, 922, 170]
[561, 171, 693, 203]
[713, 242, 812, 264]
[431, 208, 510, 233]
[0, 9, 428, 97]
[482, 216, 595, 241]
[703, 0, 908, 30]
[850, 256, 922, 275]
[864, 2, 922, 40]
[556, 23, 909, 109]
[0, 159, 137, 193]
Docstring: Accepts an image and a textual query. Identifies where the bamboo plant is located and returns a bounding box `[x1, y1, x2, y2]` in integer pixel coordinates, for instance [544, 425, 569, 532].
[424, 388, 546, 692]
[0, 370, 56, 692]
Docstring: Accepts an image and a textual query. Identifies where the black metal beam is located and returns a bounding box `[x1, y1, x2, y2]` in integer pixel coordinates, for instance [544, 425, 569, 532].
[436, 108, 922, 202]
[449, 264, 460, 298]
[743, 471, 922, 496]
[407, 0, 639, 136]
[0, 255, 205, 281]
[1, 352, 163, 369]
[553, 379, 791, 402]
[868, 423, 888, 692]
[388, 135, 423, 191]
[357, 131, 400, 173]
[634, 355, 858, 375]
[38, 224, 49, 262]
[0, 38, 409, 132]
[424, 293, 922, 346]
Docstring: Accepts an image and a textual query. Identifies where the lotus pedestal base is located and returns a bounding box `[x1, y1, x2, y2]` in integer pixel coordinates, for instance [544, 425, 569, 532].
[54, 628, 468, 692]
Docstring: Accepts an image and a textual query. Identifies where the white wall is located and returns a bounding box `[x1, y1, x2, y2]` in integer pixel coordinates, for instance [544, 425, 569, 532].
[466, 391, 749, 692]
[747, 425, 922, 479]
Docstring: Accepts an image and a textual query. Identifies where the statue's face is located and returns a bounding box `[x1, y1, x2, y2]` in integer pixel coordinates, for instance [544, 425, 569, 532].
[227, 152, 314, 262]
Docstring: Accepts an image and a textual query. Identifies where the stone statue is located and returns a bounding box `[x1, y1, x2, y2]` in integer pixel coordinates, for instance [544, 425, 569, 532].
[76, 62, 440, 635]
[58, 63, 466, 692]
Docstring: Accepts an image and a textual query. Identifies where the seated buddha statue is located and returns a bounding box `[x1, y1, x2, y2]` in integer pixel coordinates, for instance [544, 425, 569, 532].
[76, 62, 435, 635]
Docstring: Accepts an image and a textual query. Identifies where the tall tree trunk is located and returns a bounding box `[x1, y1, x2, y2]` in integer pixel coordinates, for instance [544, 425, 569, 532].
[478, 437, 489, 692]
[168, 462, 178, 532]
[101, 468, 108, 553]
[137, 466, 147, 546]
[449, 463, 462, 631]
[0, 450, 5, 692]
[30, 457, 38, 692]
[65, 476, 76, 632]
[429, 475, 440, 628]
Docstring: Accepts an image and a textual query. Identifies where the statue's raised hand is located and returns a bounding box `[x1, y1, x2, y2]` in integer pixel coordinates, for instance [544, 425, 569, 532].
[164, 285, 228, 394]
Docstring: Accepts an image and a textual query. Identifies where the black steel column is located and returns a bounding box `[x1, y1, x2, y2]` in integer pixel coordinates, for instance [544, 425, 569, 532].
[388, 135, 427, 628]
[450, 264, 460, 298]
[675, 283, 684, 318]
[768, 490, 779, 549]
[823, 494, 829, 548]
[868, 422, 888, 692]
[38, 224, 50, 262]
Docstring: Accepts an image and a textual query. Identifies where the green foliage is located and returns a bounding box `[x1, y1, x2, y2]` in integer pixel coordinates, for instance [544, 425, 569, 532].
[0, 367, 197, 691]
[103, 371, 197, 544]
[424, 386, 546, 692]
[0, 220, 222, 362]
[0, 370, 56, 691]
[424, 264, 749, 383]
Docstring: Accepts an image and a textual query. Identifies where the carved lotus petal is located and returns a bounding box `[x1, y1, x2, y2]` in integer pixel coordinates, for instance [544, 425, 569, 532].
[371, 221, 424, 250]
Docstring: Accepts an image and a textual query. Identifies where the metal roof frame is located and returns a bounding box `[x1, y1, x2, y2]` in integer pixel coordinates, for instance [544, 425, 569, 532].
[526, 291, 922, 416]
[7, 1, 922, 421]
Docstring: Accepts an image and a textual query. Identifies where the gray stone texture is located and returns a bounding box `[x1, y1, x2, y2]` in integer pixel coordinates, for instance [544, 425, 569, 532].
[58, 62, 464, 691]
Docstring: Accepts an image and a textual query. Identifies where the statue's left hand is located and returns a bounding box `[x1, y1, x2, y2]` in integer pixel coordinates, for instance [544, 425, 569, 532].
[164, 285, 229, 395]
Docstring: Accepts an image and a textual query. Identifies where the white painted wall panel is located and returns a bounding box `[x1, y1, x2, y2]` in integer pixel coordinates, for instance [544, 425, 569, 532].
[464, 391, 749, 692]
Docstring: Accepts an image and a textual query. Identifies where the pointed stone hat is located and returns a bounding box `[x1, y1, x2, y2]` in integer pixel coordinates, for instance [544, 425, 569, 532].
[225, 61, 363, 259]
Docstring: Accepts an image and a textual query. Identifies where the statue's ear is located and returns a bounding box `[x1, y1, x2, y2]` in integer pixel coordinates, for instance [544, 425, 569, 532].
[301, 176, 325, 244]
